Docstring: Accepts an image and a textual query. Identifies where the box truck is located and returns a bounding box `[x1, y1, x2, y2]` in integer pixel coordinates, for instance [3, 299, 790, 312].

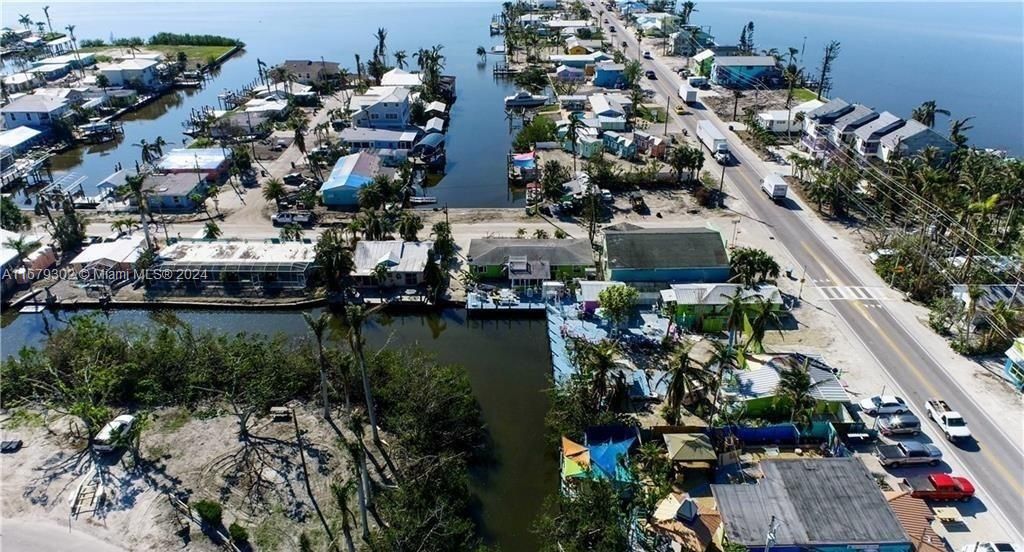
[696, 121, 730, 164]
[677, 84, 698, 104]
[760, 174, 788, 202]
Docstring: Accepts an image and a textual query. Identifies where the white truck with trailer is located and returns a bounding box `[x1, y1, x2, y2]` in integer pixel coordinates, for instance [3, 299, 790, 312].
[760, 173, 788, 202]
[926, 399, 971, 441]
[696, 121, 730, 164]
[678, 84, 698, 104]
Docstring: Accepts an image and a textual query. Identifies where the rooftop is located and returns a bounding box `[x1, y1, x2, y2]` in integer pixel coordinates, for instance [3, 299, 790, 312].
[879, 118, 952, 150]
[353, 240, 433, 276]
[3, 94, 67, 113]
[467, 238, 593, 267]
[158, 239, 316, 268]
[156, 148, 230, 172]
[885, 492, 945, 552]
[604, 227, 728, 270]
[70, 235, 146, 267]
[339, 127, 419, 144]
[714, 55, 777, 67]
[660, 283, 782, 306]
[0, 127, 42, 149]
[319, 152, 382, 192]
[143, 172, 207, 197]
[713, 458, 909, 547]
[380, 68, 423, 87]
[806, 97, 852, 122]
[725, 353, 849, 403]
[832, 104, 879, 133]
[854, 111, 904, 141]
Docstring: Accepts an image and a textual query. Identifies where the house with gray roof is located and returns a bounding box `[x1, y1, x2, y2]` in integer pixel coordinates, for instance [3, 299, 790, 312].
[827, 104, 879, 150]
[352, 240, 434, 288]
[722, 353, 849, 417]
[276, 59, 342, 85]
[879, 119, 955, 162]
[854, 111, 905, 159]
[2, 94, 70, 131]
[603, 227, 729, 284]
[713, 458, 911, 552]
[350, 86, 413, 130]
[467, 239, 594, 283]
[802, 97, 854, 156]
[142, 172, 209, 213]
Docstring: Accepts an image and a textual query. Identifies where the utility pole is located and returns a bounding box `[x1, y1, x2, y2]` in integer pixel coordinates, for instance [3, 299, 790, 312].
[664, 95, 670, 135]
[718, 164, 726, 207]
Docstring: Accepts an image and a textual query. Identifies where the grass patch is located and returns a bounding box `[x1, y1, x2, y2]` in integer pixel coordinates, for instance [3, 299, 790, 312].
[158, 408, 192, 432]
[538, 104, 561, 114]
[793, 87, 818, 102]
[4, 409, 45, 430]
[80, 44, 235, 65]
[639, 106, 668, 124]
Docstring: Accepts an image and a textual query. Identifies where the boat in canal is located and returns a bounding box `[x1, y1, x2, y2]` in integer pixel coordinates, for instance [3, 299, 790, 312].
[504, 90, 549, 109]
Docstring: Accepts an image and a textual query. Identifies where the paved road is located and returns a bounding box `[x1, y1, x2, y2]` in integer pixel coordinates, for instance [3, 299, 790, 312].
[1, 520, 125, 552]
[595, 7, 1024, 539]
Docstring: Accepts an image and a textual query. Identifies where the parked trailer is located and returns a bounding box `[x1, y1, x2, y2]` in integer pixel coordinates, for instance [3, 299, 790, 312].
[677, 84, 698, 104]
[760, 174, 788, 202]
[696, 121, 730, 164]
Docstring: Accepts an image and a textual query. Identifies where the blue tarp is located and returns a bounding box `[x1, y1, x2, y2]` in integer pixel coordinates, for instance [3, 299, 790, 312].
[587, 437, 635, 482]
[715, 424, 800, 445]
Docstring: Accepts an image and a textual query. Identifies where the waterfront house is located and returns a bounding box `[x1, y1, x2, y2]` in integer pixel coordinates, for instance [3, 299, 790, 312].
[528, 0, 557, 8]
[153, 239, 317, 290]
[339, 127, 419, 152]
[0, 127, 43, 155]
[709, 56, 780, 89]
[350, 86, 412, 129]
[254, 81, 316, 101]
[544, 20, 594, 37]
[670, 26, 715, 57]
[2, 72, 44, 93]
[424, 100, 447, 118]
[828, 104, 879, 151]
[660, 283, 782, 332]
[319, 152, 386, 208]
[602, 131, 637, 159]
[565, 37, 604, 55]
[879, 119, 955, 162]
[276, 59, 342, 85]
[635, 12, 678, 37]
[44, 35, 75, 56]
[756, 99, 825, 134]
[1004, 338, 1024, 391]
[380, 68, 423, 88]
[577, 280, 625, 313]
[802, 97, 854, 156]
[721, 353, 849, 417]
[352, 240, 434, 287]
[96, 58, 161, 89]
[593, 61, 626, 88]
[603, 226, 730, 284]
[549, 51, 611, 69]
[1, 95, 70, 131]
[156, 148, 231, 181]
[555, 65, 586, 83]
[559, 95, 589, 111]
[853, 111, 905, 160]
[34, 52, 96, 71]
[713, 458, 912, 552]
[467, 238, 594, 284]
[31, 63, 71, 81]
[142, 172, 209, 213]
[68, 234, 146, 276]
[423, 117, 445, 134]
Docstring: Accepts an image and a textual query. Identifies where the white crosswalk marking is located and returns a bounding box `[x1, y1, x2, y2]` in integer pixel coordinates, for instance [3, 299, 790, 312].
[816, 286, 893, 301]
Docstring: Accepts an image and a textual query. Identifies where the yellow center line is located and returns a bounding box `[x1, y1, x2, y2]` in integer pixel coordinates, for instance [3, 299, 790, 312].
[801, 242, 846, 286]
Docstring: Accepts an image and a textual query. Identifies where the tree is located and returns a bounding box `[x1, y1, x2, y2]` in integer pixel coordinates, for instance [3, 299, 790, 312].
[476, 46, 487, 61]
[598, 284, 639, 328]
[119, 173, 153, 250]
[565, 116, 584, 172]
[533, 478, 630, 552]
[568, 338, 620, 407]
[911, 100, 950, 129]
[660, 342, 713, 424]
[344, 305, 383, 448]
[745, 296, 783, 353]
[775, 358, 817, 424]
[18, 14, 32, 30]
[397, 211, 423, 242]
[815, 41, 841, 100]
[729, 247, 780, 287]
[315, 228, 354, 292]
[513, 65, 548, 93]
[533, 229, 549, 239]
[622, 60, 643, 88]
[738, 21, 755, 54]
[262, 178, 286, 210]
[95, 73, 110, 89]
[431, 221, 456, 265]
[541, 159, 570, 200]
[678, 1, 697, 25]
[1, 195, 30, 231]
[202, 221, 221, 239]
[279, 223, 303, 242]
[42, 5, 53, 34]
[303, 312, 333, 419]
[393, 49, 407, 70]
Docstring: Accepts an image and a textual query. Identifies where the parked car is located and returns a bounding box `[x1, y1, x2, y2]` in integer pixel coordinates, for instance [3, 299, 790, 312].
[282, 172, 305, 185]
[600, 188, 613, 203]
[876, 441, 942, 468]
[926, 399, 971, 441]
[645, 70, 656, 79]
[859, 395, 909, 416]
[900, 473, 975, 501]
[877, 413, 921, 436]
[94, 414, 136, 452]
[643, 51, 652, 59]
[271, 211, 313, 227]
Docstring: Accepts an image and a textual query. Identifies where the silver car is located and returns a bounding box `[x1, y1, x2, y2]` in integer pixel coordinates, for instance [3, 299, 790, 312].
[877, 413, 921, 436]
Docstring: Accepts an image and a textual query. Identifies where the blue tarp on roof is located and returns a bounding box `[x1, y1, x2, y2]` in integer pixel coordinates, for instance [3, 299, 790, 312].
[587, 437, 635, 482]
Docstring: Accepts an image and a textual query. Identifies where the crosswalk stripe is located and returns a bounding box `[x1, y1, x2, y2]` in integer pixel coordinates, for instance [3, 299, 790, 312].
[816, 286, 893, 301]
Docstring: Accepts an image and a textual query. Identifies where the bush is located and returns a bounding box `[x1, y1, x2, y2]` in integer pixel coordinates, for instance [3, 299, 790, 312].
[228, 522, 249, 544]
[193, 500, 222, 527]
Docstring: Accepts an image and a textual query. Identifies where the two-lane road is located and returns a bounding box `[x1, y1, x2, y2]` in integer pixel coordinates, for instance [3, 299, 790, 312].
[594, 7, 1024, 539]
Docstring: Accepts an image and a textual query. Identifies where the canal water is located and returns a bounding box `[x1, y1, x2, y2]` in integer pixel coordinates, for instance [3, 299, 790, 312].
[4, 1, 1021, 210]
[0, 308, 557, 551]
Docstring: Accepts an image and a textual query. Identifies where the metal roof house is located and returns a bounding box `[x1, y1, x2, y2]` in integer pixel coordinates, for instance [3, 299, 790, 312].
[827, 104, 879, 150]
[853, 111, 905, 159]
[713, 458, 911, 552]
[879, 119, 955, 162]
[2, 94, 70, 131]
[352, 240, 434, 287]
[802, 98, 854, 156]
[339, 128, 419, 152]
[603, 227, 730, 284]
[660, 283, 782, 332]
[722, 353, 850, 417]
[156, 148, 231, 180]
[142, 172, 209, 212]
[318, 152, 384, 207]
[467, 238, 594, 283]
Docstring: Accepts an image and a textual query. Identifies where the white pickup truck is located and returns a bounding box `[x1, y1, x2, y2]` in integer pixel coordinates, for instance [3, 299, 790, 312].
[926, 399, 971, 441]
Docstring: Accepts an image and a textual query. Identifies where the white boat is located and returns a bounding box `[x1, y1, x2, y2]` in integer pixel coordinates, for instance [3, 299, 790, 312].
[408, 196, 438, 205]
[504, 90, 549, 108]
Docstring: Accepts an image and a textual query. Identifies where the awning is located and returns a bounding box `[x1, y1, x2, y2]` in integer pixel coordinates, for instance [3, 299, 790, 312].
[663, 433, 716, 462]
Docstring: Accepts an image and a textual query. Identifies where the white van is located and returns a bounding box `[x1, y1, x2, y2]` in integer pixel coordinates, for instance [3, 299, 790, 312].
[93, 414, 136, 452]
[760, 174, 788, 202]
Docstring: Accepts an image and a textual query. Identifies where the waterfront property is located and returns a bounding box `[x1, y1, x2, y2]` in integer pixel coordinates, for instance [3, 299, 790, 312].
[0, 127, 44, 155]
[319, 152, 387, 208]
[339, 127, 419, 153]
[467, 239, 594, 285]
[2, 71, 44, 93]
[30, 62, 72, 81]
[756, 99, 825, 134]
[635, 12, 678, 37]
[853, 111, 905, 160]
[96, 58, 162, 89]
[350, 86, 413, 129]
[352, 240, 434, 287]
[34, 52, 98, 70]
[827, 104, 879, 152]
[1, 95, 70, 131]
[155, 148, 232, 181]
[878, 119, 955, 162]
[603, 226, 730, 284]
[142, 172, 209, 212]
[648, 493, 723, 552]
[709, 56, 781, 89]
[802, 98, 854, 156]
[68, 235, 147, 277]
[713, 458, 912, 552]
[380, 68, 423, 88]
[152, 239, 317, 289]
[555, 65, 586, 83]
[549, 51, 611, 69]
[722, 353, 850, 417]
[670, 26, 715, 57]
[660, 283, 782, 332]
[275, 59, 342, 85]
[565, 37, 603, 55]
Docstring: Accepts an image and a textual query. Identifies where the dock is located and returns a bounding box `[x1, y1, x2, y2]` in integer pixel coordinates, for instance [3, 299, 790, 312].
[492, 63, 520, 76]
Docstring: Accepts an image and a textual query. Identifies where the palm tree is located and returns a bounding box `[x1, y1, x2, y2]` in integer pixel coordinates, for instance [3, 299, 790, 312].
[127, 37, 143, 58]
[393, 50, 407, 70]
[42, 5, 53, 34]
[911, 100, 950, 129]
[775, 358, 817, 424]
[660, 342, 713, 424]
[120, 173, 153, 250]
[373, 27, 388, 66]
[372, 262, 391, 291]
[151, 136, 167, 157]
[565, 117, 584, 172]
[476, 46, 487, 61]
[280, 223, 304, 242]
[262, 178, 286, 209]
[533, 229, 549, 239]
[18, 14, 32, 31]
[678, 1, 697, 25]
[949, 117, 974, 149]
[707, 340, 739, 423]
[303, 312, 333, 419]
[570, 338, 619, 402]
[330, 480, 359, 552]
[344, 304, 384, 448]
[745, 296, 783, 353]
[133, 139, 154, 165]
[201, 221, 220, 239]
[315, 228, 354, 292]
[397, 211, 422, 242]
[722, 290, 748, 349]
[63, 25, 85, 78]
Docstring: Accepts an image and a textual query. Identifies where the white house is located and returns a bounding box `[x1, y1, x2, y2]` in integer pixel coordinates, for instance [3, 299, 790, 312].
[635, 12, 677, 36]
[853, 111, 904, 160]
[350, 86, 412, 129]
[879, 119, 956, 162]
[528, 0, 557, 9]
[380, 68, 423, 87]
[353, 240, 435, 287]
[2, 72, 44, 93]
[96, 58, 161, 89]
[1, 95, 70, 130]
[756, 99, 824, 133]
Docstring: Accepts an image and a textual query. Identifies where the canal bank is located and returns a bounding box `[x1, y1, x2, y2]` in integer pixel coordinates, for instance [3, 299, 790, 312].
[0, 307, 557, 552]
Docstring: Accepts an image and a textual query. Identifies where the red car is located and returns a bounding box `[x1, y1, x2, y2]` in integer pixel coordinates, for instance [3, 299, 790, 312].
[901, 473, 975, 502]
